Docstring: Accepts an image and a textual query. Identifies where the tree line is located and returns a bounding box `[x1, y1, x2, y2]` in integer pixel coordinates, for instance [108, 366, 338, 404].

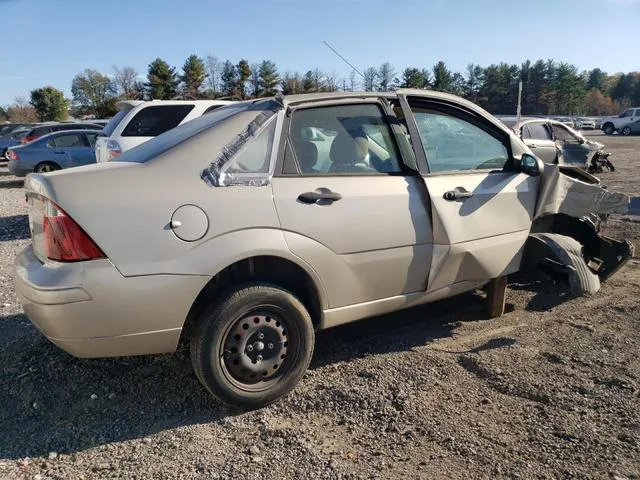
[2, 54, 639, 123]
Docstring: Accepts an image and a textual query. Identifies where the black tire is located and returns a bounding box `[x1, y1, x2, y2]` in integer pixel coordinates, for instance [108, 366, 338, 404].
[190, 282, 314, 410]
[602, 123, 615, 135]
[534, 233, 600, 296]
[34, 162, 60, 173]
[621, 126, 632, 136]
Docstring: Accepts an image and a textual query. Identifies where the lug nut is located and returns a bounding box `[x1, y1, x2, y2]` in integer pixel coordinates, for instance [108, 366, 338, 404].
[258, 332, 264, 339]
[268, 343, 274, 349]
[246, 345, 254, 352]
[256, 355, 263, 362]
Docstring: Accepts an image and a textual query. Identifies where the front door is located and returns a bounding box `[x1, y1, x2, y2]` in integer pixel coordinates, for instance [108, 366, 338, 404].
[271, 101, 432, 309]
[550, 123, 590, 167]
[397, 93, 538, 292]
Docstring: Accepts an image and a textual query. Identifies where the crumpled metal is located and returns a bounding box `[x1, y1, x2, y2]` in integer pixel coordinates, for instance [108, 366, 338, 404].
[201, 107, 279, 187]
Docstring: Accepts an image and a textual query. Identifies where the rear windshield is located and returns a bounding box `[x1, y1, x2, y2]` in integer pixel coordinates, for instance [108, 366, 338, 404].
[117, 100, 279, 164]
[121, 105, 195, 137]
[102, 110, 128, 137]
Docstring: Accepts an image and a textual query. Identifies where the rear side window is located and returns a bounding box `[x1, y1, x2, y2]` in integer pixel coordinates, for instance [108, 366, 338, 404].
[102, 110, 128, 136]
[50, 133, 86, 148]
[122, 105, 195, 137]
[524, 123, 551, 140]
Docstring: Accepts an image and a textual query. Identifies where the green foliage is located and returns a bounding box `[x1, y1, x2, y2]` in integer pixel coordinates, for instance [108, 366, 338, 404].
[29, 87, 68, 121]
[181, 55, 207, 99]
[71, 69, 117, 117]
[432, 61, 453, 92]
[236, 59, 252, 99]
[145, 58, 179, 100]
[257, 60, 279, 97]
[220, 61, 237, 97]
[0, 106, 7, 121]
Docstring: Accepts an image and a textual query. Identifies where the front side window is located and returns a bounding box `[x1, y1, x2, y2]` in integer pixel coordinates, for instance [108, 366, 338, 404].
[122, 105, 195, 137]
[289, 103, 402, 175]
[52, 133, 85, 148]
[411, 109, 509, 173]
[551, 124, 578, 142]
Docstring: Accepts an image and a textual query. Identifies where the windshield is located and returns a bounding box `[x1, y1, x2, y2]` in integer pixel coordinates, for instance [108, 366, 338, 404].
[117, 100, 278, 164]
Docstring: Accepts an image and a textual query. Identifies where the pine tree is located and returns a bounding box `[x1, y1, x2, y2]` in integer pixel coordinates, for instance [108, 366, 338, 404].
[377, 62, 396, 91]
[362, 67, 377, 92]
[432, 61, 453, 92]
[145, 58, 179, 100]
[465, 64, 484, 103]
[257, 60, 279, 97]
[236, 59, 251, 99]
[180, 55, 207, 99]
[220, 61, 237, 97]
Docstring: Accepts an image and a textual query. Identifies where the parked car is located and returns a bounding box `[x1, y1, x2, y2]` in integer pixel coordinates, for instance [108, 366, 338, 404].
[6, 129, 98, 175]
[624, 118, 640, 135]
[0, 127, 32, 157]
[14, 91, 633, 410]
[0, 123, 34, 136]
[19, 122, 103, 145]
[502, 118, 614, 172]
[574, 117, 596, 130]
[601, 107, 640, 135]
[553, 116, 575, 128]
[94, 99, 232, 162]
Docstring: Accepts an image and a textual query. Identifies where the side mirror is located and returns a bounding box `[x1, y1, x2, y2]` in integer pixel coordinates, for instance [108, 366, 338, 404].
[520, 153, 542, 177]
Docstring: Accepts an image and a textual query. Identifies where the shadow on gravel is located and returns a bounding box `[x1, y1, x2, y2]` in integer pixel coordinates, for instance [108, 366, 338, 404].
[0, 179, 24, 189]
[0, 215, 29, 241]
[312, 290, 493, 369]
[0, 274, 572, 460]
[508, 271, 573, 312]
[0, 171, 15, 177]
[0, 313, 227, 460]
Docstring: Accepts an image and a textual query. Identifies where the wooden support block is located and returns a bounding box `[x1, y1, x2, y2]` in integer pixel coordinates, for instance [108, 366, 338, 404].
[485, 276, 507, 318]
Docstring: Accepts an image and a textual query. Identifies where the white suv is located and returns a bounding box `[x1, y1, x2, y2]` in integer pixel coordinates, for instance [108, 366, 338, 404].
[601, 107, 640, 135]
[95, 99, 232, 162]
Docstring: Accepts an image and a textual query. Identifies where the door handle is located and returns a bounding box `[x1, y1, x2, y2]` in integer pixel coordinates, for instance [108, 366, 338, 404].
[443, 187, 474, 201]
[297, 189, 342, 204]
[53, 151, 66, 154]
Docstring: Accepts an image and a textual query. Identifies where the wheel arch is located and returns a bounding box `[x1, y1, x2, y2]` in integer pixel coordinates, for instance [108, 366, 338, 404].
[34, 160, 62, 173]
[180, 255, 326, 346]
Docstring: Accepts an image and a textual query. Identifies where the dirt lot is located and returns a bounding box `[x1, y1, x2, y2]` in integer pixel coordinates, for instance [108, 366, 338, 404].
[0, 133, 639, 480]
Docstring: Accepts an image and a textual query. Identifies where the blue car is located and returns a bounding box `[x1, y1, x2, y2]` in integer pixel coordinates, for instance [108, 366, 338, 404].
[7, 129, 99, 176]
[0, 127, 31, 157]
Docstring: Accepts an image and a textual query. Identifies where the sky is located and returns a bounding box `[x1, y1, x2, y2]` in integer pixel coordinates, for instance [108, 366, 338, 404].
[0, 0, 639, 106]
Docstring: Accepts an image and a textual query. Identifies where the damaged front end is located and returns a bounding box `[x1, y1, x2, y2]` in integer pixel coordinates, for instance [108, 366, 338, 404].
[523, 164, 634, 290]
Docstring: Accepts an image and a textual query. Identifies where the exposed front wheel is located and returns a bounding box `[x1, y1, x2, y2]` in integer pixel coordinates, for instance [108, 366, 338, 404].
[602, 123, 615, 135]
[621, 126, 632, 136]
[190, 282, 315, 410]
[34, 162, 60, 173]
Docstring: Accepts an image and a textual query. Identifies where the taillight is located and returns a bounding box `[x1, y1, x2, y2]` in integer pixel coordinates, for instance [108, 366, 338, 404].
[6, 149, 18, 161]
[42, 199, 105, 262]
[106, 139, 122, 161]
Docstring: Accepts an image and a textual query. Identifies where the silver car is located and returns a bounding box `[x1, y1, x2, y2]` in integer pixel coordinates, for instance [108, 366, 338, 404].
[14, 91, 633, 409]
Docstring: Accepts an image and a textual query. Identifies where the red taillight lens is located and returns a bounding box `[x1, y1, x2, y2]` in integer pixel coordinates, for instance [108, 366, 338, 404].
[106, 139, 122, 161]
[43, 199, 105, 262]
[6, 150, 18, 161]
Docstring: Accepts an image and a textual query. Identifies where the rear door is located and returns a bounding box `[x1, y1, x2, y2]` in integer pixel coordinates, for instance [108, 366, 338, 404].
[521, 121, 557, 163]
[49, 132, 89, 168]
[271, 100, 432, 308]
[397, 93, 538, 292]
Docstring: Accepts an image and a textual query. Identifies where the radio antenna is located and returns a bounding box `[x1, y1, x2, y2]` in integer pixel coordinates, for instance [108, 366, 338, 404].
[322, 41, 364, 79]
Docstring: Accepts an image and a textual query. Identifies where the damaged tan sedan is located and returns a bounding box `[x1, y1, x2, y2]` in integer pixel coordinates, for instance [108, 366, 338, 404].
[14, 90, 633, 409]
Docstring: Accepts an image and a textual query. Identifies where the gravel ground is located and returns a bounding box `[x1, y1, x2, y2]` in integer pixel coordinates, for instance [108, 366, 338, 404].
[1, 134, 639, 480]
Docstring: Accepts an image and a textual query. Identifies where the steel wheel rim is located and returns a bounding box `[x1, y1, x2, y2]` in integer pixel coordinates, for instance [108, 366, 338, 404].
[219, 307, 297, 392]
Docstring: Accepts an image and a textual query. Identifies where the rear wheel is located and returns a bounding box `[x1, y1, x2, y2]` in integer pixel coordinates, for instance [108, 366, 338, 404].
[602, 123, 615, 135]
[190, 282, 314, 410]
[621, 126, 632, 136]
[34, 162, 60, 173]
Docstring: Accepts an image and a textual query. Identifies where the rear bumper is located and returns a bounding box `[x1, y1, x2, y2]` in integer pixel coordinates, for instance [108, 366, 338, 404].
[7, 160, 29, 177]
[13, 245, 210, 358]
